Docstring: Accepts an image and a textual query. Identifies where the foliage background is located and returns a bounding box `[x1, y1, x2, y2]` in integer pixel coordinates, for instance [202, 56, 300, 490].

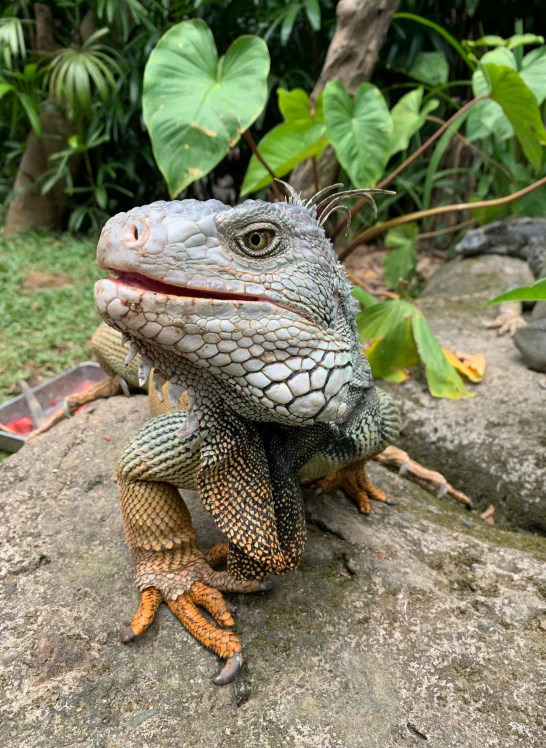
[1, 0, 546, 233]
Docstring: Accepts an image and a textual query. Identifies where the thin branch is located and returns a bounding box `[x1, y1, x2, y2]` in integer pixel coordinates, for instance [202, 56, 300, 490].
[243, 129, 282, 200]
[338, 175, 546, 262]
[417, 217, 476, 240]
[330, 95, 488, 242]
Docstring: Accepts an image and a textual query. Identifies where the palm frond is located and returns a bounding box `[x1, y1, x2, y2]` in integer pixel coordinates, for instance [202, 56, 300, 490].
[0, 17, 26, 70]
[47, 30, 121, 112]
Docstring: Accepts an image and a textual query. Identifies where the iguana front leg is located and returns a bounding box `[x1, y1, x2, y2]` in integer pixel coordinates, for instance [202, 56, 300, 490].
[299, 386, 400, 514]
[116, 411, 271, 685]
[302, 459, 387, 515]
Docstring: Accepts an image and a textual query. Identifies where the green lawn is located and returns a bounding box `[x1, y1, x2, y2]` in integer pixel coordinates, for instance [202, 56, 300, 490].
[0, 230, 106, 403]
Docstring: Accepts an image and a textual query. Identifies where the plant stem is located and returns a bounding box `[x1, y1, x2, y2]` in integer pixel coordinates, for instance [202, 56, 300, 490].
[417, 217, 476, 240]
[338, 174, 546, 261]
[330, 95, 488, 241]
[243, 129, 282, 200]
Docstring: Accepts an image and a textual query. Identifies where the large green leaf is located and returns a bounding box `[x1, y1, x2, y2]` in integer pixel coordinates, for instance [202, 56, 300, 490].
[488, 278, 546, 304]
[466, 99, 514, 142]
[324, 81, 392, 188]
[383, 223, 418, 289]
[521, 46, 546, 105]
[408, 51, 449, 87]
[241, 122, 328, 194]
[143, 20, 270, 197]
[389, 87, 439, 156]
[357, 300, 420, 382]
[467, 48, 515, 142]
[278, 87, 324, 122]
[357, 298, 472, 398]
[485, 63, 546, 170]
[412, 312, 472, 399]
[241, 88, 327, 195]
[473, 47, 517, 93]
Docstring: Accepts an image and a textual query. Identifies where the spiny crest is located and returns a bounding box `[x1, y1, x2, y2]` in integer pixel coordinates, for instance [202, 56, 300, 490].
[274, 179, 395, 234]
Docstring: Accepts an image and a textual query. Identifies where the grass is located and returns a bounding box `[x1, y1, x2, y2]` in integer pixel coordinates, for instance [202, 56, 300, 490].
[0, 230, 106, 403]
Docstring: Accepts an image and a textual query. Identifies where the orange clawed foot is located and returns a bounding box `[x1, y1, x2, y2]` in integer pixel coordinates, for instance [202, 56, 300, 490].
[303, 459, 390, 515]
[120, 543, 272, 685]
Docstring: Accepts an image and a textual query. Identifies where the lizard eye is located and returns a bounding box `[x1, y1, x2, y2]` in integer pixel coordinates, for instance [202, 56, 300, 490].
[238, 228, 276, 255]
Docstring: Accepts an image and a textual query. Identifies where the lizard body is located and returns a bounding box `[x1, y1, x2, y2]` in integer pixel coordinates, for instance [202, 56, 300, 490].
[454, 218, 546, 372]
[92, 192, 400, 682]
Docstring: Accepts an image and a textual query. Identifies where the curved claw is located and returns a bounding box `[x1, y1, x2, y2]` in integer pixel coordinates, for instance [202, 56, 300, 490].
[212, 651, 242, 686]
[119, 377, 131, 397]
[120, 624, 137, 643]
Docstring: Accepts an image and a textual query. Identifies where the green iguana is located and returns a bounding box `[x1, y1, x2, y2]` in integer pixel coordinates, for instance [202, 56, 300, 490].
[79, 185, 401, 684]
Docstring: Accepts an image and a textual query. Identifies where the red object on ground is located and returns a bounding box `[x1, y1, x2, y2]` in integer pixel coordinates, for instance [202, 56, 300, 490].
[2, 379, 100, 436]
[4, 416, 34, 435]
[73, 380, 97, 414]
[76, 380, 95, 393]
[103, 435, 111, 441]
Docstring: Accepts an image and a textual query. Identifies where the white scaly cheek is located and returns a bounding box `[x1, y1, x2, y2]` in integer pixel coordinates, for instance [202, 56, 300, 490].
[318, 382, 351, 421]
[94, 280, 114, 319]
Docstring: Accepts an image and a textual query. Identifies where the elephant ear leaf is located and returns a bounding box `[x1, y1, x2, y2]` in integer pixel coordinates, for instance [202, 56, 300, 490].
[324, 80, 392, 188]
[143, 19, 270, 197]
[241, 88, 328, 195]
[390, 87, 439, 156]
[483, 62, 546, 170]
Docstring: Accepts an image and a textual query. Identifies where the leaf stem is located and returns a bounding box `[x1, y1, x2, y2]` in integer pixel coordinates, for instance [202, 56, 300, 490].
[338, 174, 546, 261]
[243, 129, 282, 200]
[330, 95, 488, 241]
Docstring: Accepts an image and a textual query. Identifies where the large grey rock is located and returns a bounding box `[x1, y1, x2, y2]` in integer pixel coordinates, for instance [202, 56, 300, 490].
[385, 254, 546, 533]
[1, 396, 546, 747]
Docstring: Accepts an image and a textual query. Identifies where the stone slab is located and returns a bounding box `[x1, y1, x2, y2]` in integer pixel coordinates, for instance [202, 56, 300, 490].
[384, 255, 546, 533]
[1, 395, 545, 747]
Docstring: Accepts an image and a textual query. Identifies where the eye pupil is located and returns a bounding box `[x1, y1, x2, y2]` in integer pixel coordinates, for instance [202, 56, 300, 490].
[251, 233, 261, 246]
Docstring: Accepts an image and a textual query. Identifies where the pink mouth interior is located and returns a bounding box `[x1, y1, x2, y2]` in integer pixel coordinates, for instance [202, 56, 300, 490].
[111, 270, 264, 303]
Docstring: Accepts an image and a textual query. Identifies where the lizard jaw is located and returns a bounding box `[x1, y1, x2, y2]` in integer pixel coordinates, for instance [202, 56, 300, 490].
[94, 275, 354, 426]
[107, 269, 316, 324]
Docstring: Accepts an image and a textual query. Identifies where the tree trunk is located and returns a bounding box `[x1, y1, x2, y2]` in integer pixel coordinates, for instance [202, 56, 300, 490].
[290, 0, 400, 196]
[4, 4, 95, 235]
[4, 104, 80, 235]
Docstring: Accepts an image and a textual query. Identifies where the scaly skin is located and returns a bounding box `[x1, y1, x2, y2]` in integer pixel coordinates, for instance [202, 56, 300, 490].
[93, 193, 401, 683]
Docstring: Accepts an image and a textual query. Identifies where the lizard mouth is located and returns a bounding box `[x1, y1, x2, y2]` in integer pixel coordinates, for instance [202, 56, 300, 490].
[108, 270, 315, 322]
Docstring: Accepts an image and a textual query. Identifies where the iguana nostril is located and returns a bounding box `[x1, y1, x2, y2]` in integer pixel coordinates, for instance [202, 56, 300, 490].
[130, 225, 139, 241]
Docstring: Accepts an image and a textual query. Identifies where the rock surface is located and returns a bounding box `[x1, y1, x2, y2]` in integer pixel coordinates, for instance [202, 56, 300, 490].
[1, 395, 546, 747]
[384, 254, 546, 534]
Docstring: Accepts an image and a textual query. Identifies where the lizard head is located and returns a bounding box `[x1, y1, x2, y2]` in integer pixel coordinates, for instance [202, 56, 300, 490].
[94, 189, 377, 425]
